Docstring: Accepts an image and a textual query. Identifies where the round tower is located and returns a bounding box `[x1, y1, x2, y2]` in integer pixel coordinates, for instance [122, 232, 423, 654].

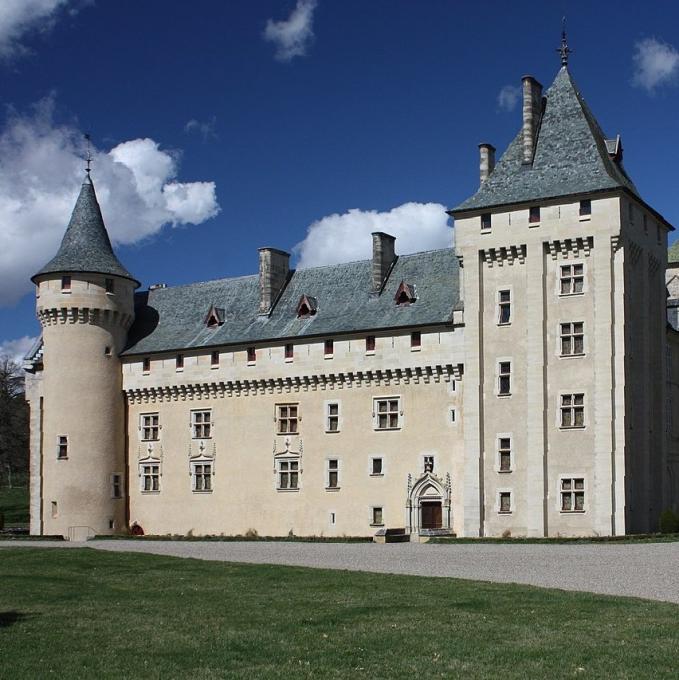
[32, 175, 139, 539]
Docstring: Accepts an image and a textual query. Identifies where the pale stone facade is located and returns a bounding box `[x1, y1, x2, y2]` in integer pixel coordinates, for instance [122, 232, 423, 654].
[25, 62, 679, 539]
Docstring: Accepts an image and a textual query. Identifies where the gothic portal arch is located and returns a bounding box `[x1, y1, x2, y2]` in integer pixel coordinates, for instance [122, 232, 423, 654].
[406, 472, 451, 534]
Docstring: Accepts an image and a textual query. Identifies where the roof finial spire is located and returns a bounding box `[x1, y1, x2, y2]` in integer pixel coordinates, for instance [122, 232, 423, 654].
[84, 132, 93, 177]
[557, 17, 572, 67]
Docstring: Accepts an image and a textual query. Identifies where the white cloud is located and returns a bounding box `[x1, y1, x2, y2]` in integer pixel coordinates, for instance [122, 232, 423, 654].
[497, 85, 521, 112]
[293, 202, 452, 269]
[632, 37, 679, 92]
[0, 335, 38, 364]
[264, 0, 317, 62]
[0, 0, 78, 60]
[185, 117, 217, 142]
[0, 96, 220, 306]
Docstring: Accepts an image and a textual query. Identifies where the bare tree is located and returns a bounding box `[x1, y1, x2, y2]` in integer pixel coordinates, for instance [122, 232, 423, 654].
[0, 356, 29, 488]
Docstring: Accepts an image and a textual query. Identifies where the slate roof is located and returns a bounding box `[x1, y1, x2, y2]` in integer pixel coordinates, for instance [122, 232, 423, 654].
[668, 241, 679, 265]
[32, 176, 139, 285]
[453, 67, 639, 213]
[123, 248, 460, 355]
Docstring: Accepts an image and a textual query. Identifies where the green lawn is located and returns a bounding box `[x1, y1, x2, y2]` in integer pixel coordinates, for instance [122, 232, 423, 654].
[1, 549, 678, 679]
[0, 485, 29, 525]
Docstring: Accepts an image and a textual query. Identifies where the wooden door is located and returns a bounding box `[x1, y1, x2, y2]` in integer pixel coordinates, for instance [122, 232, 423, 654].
[421, 502, 442, 529]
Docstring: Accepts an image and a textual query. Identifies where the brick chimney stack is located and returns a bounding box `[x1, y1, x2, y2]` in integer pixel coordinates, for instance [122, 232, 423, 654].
[371, 232, 396, 294]
[479, 143, 496, 184]
[522, 75, 543, 164]
[258, 247, 290, 314]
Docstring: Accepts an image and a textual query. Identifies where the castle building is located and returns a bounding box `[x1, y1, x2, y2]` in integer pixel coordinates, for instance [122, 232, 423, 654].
[24, 57, 679, 540]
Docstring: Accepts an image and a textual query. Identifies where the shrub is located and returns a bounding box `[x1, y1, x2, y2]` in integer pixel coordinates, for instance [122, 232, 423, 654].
[501, 529, 511, 539]
[659, 509, 679, 534]
[244, 528, 259, 538]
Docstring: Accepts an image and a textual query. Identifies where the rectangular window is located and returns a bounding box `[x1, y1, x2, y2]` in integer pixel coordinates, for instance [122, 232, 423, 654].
[411, 331, 421, 349]
[142, 357, 151, 373]
[423, 455, 434, 473]
[529, 206, 540, 223]
[560, 322, 584, 356]
[324, 339, 334, 357]
[141, 463, 160, 492]
[371, 457, 383, 476]
[449, 408, 456, 424]
[326, 459, 339, 489]
[211, 350, 220, 367]
[284, 343, 294, 360]
[105, 278, 114, 293]
[192, 462, 212, 492]
[499, 491, 512, 513]
[278, 459, 299, 490]
[277, 404, 299, 434]
[560, 394, 585, 428]
[560, 263, 584, 295]
[499, 437, 511, 472]
[57, 435, 68, 459]
[481, 213, 491, 230]
[176, 354, 184, 370]
[326, 402, 340, 432]
[579, 199, 591, 217]
[141, 413, 159, 441]
[111, 474, 122, 499]
[561, 478, 585, 512]
[366, 335, 376, 353]
[371, 506, 384, 526]
[498, 290, 511, 325]
[498, 361, 511, 396]
[191, 410, 212, 439]
[61, 275, 71, 291]
[51, 501, 58, 518]
[374, 397, 401, 430]
[247, 347, 256, 363]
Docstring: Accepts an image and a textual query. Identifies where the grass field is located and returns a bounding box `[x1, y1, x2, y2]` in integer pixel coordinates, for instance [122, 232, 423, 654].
[1, 548, 678, 679]
[0, 485, 29, 525]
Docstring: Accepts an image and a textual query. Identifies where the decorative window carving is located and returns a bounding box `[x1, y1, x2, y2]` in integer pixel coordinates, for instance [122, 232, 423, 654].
[423, 456, 434, 473]
[297, 294, 318, 318]
[395, 281, 416, 305]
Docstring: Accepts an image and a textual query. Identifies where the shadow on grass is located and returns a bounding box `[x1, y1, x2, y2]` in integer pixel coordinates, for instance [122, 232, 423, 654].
[0, 610, 32, 628]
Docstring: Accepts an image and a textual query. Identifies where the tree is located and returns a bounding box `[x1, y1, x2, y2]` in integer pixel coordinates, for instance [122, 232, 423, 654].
[0, 356, 29, 488]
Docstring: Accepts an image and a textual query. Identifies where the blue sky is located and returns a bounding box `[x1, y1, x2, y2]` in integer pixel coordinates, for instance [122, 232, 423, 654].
[1, 0, 679, 359]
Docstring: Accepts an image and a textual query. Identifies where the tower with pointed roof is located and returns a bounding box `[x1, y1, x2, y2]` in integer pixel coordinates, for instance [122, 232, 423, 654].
[29, 174, 138, 538]
[451, 52, 673, 536]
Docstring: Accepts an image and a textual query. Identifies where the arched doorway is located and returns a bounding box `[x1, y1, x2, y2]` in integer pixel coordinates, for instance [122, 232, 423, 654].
[406, 472, 451, 534]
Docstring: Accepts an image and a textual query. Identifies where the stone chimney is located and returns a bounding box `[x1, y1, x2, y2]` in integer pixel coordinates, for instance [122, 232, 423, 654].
[522, 75, 543, 164]
[258, 247, 290, 314]
[371, 232, 396, 294]
[479, 143, 496, 184]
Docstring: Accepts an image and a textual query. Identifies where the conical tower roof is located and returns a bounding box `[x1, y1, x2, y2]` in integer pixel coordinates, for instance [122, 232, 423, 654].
[452, 66, 640, 213]
[32, 175, 139, 286]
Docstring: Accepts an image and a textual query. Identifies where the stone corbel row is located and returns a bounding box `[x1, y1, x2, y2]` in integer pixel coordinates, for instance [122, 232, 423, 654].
[37, 306, 134, 330]
[124, 363, 464, 404]
[481, 244, 527, 267]
[546, 235, 594, 260]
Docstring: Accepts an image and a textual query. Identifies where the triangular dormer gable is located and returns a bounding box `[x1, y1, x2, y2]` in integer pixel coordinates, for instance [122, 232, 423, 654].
[296, 294, 318, 318]
[205, 305, 225, 328]
[394, 281, 416, 306]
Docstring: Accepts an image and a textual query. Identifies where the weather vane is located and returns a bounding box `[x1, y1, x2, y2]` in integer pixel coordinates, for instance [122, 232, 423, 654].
[84, 132, 93, 175]
[557, 17, 573, 66]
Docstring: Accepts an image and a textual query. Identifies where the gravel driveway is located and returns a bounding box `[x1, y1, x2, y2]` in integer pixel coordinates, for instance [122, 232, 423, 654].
[3, 539, 679, 604]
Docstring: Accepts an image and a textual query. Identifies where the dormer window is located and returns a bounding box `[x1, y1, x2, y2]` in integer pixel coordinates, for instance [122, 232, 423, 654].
[395, 281, 416, 306]
[296, 294, 318, 318]
[529, 206, 540, 224]
[205, 305, 225, 328]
